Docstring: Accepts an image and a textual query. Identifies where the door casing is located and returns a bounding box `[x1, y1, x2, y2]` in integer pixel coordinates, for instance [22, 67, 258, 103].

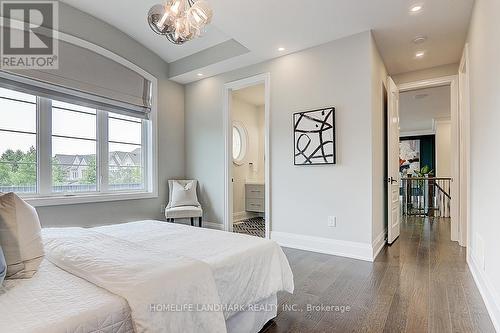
[222, 73, 271, 238]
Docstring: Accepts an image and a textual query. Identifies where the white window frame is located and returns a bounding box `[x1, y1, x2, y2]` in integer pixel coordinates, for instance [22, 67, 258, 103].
[0, 29, 158, 207]
[18, 95, 158, 207]
[232, 121, 248, 165]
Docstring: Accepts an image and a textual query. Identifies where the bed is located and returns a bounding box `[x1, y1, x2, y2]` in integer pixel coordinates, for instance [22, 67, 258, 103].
[0, 220, 294, 333]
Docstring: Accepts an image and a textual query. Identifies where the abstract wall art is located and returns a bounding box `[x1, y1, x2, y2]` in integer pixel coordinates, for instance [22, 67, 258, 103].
[399, 139, 420, 176]
[293, 107, 336, 165]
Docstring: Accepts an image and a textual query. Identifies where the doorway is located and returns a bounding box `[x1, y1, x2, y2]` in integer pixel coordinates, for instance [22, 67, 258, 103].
[223, 74, 270, 238]
[388, 74, 465, 246]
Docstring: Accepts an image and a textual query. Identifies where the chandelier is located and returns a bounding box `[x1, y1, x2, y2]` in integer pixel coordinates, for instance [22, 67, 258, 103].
[147, 0, 213, 45]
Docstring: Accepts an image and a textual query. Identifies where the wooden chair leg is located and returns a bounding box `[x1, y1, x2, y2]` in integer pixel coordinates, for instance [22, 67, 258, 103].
[190, 217, 194, 226]
[198, 217, 202, 228]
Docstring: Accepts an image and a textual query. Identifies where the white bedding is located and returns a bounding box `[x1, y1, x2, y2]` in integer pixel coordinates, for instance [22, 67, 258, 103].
[93, 220, 294, 319]
[0, 220, 294, 333]
[44, 227, 227, 333]
[0, 259, 134, 333]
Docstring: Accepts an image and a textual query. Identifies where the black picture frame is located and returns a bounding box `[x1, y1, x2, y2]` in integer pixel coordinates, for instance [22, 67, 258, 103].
[293, 107, 336, 165]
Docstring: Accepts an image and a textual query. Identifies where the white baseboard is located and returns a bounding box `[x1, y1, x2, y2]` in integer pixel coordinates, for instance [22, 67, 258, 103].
[467, 254, 500, 332]
[233, 211, 262, 223]
[232, 211, 252, 222]
[202, 221, 224, 230]
[372, 229, 387, 260]
[271, 231, 374, 262]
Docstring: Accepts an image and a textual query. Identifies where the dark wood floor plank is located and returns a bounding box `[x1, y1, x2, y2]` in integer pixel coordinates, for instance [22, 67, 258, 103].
[314, 261, 378, 332]
[429, 271, 452, 332]
[262, 216, 495, 333]
[298, 256, 348, 297]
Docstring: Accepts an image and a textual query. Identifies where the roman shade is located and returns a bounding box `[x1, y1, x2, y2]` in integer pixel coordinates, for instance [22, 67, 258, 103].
[0, 37, 152, 119]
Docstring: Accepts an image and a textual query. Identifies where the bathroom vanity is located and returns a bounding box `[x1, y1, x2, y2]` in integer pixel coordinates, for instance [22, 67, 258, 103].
[245, 182, 265, 213]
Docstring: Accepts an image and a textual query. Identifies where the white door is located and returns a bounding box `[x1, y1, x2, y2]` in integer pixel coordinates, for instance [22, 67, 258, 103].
[387, 77, 400, 244]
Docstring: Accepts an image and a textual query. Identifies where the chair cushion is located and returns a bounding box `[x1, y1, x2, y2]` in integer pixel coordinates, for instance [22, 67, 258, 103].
[0, 245, 5, 285]
[169, 180, 200, 208]
[165, 206, 203, 219]
[0, 192, 44, 279]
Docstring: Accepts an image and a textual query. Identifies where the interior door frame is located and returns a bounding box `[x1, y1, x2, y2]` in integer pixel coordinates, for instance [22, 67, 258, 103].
[398, 74, 463, 244]
[459, 44, 471, 249]
[222, 73, 271, 238]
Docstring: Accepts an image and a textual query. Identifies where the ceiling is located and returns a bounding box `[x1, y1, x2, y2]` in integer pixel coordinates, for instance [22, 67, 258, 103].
[232, 84, 265, 107]
[399, 85, 451, 134]
[61, 0, 474, 84]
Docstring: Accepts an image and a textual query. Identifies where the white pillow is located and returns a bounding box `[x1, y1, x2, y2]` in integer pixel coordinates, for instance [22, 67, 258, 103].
[0, 192, 44, 279]
[170, 181, 200, 208]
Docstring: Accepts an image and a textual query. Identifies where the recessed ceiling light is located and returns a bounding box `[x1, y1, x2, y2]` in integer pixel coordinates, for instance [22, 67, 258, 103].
[412, 36, 427, 44]
[415, 51, 425, 58]
[197, 73, 203, 77]
[410, 4, 423, 13]
[278, 47, 285, 52]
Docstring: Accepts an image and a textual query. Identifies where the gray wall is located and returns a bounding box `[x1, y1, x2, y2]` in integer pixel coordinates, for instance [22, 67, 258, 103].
[185, 31, 378, 245]
[36, 3, 185, 227]
[466, 0, 500, 323]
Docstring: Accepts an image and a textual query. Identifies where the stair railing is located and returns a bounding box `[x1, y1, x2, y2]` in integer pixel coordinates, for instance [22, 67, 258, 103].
[400, 176, 452, 217]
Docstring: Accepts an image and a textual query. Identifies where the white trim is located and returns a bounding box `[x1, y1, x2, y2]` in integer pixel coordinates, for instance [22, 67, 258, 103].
[97, 111, 109, 192]
[0, 24, 159, 203]
[399, 129, 436, 137]
[398, 75, 461, 244]
[223, 73, 271, 239]
[372, 229, 387, 260]
[434, 118, 452, 180]
[25, 191, 158, 207]
[398, 75, 458, 92]
[459, 44, 471, 248]
[400, 118, 451, 138]
[467, 254, 500, 332]
[37, 97, 52, 195]
[233, 211, 247, 222]
[202, 221, 225, 230]
[231, 121, 248, 165]
[232, 211, 256, 222]
[271, 231, 374, 262]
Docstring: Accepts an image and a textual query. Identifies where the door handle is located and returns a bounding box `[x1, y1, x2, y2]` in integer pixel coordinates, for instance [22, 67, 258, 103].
[387, 177, 398, 184]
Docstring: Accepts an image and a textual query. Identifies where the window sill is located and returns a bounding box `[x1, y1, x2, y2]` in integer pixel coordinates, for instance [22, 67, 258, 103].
[23, 191, 158, 207]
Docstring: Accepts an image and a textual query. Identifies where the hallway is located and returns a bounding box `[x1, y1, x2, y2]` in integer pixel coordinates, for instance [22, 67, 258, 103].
[375, 216, 493, 332]
[263, 216, 495, 332]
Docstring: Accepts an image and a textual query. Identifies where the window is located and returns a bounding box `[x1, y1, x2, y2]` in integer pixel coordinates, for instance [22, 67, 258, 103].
[232, 122, 247, 165]
[0, 88, 37, 193]
[0, 86, 154, 204]
[108, 114, 144, 191]
[52, 101, 97, 192]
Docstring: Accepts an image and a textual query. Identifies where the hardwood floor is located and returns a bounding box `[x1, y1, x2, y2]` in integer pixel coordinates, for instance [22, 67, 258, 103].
[262, 216, 495, 333]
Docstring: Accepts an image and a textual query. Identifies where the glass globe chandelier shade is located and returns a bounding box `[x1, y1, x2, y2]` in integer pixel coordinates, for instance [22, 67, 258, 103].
[147, 0, 213, 45]
[147, 4, 169, 35]
[187, 0, 213, 30]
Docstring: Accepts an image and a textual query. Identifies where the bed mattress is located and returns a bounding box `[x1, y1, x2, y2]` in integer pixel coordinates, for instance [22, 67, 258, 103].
[0, 220, 292, 333]
[93, 220, 293, 319]
[0, 259, 134, 333]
